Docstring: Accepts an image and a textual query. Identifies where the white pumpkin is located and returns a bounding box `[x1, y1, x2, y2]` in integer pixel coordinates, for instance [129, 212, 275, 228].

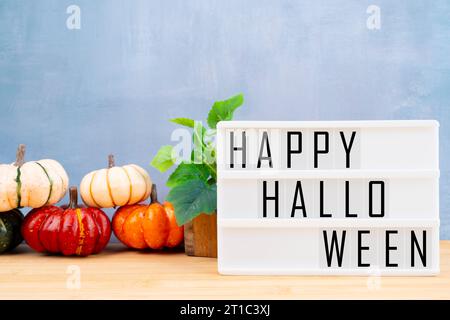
[80, 155, 152, 208]
[0, 145, 69, 212]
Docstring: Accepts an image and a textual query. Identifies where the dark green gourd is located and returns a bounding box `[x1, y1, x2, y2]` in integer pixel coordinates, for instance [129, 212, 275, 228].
[0, 209, 24, 254]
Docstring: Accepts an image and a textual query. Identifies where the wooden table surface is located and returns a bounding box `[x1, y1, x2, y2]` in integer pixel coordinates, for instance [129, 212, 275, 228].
[1, 241, 449, 300]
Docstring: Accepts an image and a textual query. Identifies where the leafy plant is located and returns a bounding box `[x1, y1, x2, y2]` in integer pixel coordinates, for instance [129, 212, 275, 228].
[151, 93, 244, 225]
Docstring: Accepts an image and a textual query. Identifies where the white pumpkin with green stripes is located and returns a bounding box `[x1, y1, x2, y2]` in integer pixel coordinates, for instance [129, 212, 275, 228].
[0, 145, 69, 212]
[80, 155, 152, 208]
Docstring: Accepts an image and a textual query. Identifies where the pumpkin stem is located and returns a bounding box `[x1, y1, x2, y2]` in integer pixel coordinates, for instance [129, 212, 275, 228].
[108, 154, 115, 168]
[150, 184, 159, 204]
[69, 186, 78, 209]
[14, 144, 26, 167]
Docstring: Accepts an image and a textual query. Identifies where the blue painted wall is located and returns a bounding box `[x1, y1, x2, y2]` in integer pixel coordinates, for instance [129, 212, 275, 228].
[1, 0, 449, 238]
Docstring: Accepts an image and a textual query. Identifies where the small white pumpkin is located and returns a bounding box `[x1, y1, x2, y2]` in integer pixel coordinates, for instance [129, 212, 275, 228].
[80, 155, 152, 208]
[0, 144, 69, 212]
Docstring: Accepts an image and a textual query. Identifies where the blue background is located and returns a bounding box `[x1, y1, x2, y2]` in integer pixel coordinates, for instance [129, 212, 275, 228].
[0, 1, 449, 238]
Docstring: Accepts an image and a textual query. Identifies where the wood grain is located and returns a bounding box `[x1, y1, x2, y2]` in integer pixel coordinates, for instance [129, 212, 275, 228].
[184, 213, 217, 258]
[0, 241, 449, 300]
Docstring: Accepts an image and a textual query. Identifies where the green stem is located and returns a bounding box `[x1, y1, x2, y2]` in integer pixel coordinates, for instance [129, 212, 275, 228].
[205, 162, 217, 182]
[192, 126, 204, 163]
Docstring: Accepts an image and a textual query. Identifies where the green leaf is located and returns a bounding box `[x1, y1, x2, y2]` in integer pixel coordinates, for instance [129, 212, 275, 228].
[166, 163, 211, 188]
[167, 179, 217, 225]
[150, 145, 175, 172]
[186, 149, 217, 182]
[207, 93, 244, 129]
[170, 118, 195, 128]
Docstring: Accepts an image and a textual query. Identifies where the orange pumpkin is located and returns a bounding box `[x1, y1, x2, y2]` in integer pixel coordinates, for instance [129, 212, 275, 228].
[112, 184, 183, 250]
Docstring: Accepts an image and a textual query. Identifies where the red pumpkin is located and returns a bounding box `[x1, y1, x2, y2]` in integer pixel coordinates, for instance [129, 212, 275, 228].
[22, 186, 111, 256]
[112, 184, 183, 250]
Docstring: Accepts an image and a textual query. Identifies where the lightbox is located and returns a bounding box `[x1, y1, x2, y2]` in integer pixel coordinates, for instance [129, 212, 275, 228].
[217, 121, 439, 275]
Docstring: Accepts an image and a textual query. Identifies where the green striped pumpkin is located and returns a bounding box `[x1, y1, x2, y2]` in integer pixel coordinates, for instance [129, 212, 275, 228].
[0, 144, 69, 212]
[0, 209, 24, 254]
